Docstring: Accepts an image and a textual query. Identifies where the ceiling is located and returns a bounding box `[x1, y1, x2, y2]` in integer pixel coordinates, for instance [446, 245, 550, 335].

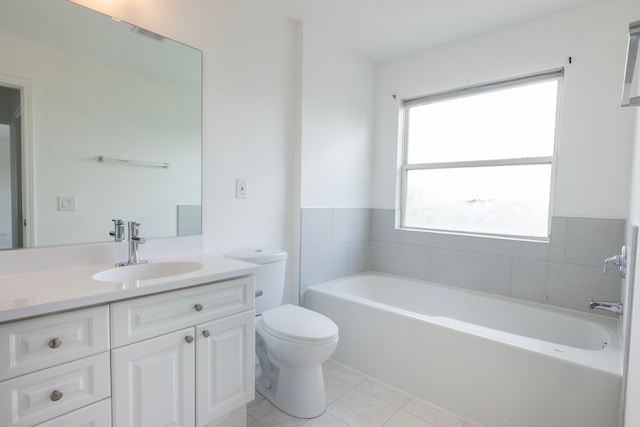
[272, 0, 599, 62]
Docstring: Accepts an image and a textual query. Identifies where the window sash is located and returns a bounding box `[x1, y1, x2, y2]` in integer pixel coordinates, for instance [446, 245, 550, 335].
[402, 162, 553, 241]
[400, 70, 561, 239]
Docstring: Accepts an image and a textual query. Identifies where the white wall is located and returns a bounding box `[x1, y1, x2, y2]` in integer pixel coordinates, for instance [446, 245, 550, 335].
[373, 0, 639, 219]
[300, 25, 375, 208]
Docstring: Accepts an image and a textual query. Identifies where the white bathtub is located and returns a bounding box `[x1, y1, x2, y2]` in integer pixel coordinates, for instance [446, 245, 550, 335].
[306, 272, 622, 427]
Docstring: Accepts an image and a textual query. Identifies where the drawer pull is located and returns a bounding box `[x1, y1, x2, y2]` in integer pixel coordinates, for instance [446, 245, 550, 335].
[50, 390, 64, 402]
[202, 330, 210, 338]
[185, 335, 194, 344]
[194, 303, 203, 312]
[48, 338, 62, 349]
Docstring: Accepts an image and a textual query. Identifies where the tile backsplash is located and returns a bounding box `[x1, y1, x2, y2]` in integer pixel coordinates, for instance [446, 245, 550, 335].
[300, 209, 371, 291]
[300, 208, 625, 313]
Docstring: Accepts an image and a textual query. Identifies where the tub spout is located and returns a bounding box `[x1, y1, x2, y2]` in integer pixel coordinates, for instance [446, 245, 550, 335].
[588, 298, 623, 315]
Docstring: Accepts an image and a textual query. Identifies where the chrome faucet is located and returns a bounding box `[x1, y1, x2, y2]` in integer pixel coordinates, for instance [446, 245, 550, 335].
[602, 245, 626, 278]
[116, 221, 150, 266]
[588, 298, 623, 315]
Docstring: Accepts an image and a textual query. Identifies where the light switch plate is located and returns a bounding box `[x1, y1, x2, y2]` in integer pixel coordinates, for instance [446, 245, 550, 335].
[57, 196, 77, 211]
[236, 179, 247, 199]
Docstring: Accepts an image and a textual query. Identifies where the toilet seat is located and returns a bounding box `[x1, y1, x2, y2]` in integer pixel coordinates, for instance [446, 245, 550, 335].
[261, 304, 338, 345]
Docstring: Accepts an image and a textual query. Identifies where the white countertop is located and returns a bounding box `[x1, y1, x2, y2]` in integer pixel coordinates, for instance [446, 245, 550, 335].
[0, 253, 260, 323]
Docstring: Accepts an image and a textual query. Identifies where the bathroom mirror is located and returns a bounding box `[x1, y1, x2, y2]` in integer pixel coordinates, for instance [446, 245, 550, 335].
[0, 0, 202, 249]
[622, 20, 640, 106]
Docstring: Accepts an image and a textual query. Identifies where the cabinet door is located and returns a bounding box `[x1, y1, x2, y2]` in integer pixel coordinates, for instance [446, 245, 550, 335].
[112, 328, 195, 427]
[196, 310, 254, 427]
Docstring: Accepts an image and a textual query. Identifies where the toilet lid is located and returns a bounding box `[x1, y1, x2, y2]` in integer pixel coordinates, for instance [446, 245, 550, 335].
[261, 304, 339, 343]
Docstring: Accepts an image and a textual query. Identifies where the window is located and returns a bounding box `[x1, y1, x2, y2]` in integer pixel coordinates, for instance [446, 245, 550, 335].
[401, 69, 562, 239]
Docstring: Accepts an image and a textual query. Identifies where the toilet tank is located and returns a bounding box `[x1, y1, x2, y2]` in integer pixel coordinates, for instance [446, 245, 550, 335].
[227, 249, 287, 315]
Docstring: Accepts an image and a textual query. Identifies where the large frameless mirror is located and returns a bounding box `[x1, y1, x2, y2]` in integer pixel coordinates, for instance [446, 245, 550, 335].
[0, 0, 202, 249]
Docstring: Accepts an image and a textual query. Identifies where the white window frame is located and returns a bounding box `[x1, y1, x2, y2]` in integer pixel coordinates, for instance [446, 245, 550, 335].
[400, 69, 563, 241]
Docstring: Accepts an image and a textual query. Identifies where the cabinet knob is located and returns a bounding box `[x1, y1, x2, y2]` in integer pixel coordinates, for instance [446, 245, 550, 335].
[48, 338, 62, 349]
[194, 303, 203, 312]
[50, 390, 64, 402]
[185, 335, 194, 344]
[202, 330, 210, 338]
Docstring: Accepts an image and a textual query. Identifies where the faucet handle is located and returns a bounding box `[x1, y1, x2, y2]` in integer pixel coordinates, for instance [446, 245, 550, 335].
[602, 245, 627, 278]
[128, 221, 141, 236]
[109, 219, 125, 242]
[602, 256, 619, 274]
[129, 221, 145, 244]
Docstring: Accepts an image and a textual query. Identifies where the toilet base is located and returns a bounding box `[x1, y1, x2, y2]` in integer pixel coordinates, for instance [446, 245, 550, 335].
[256, 364, 327, 419]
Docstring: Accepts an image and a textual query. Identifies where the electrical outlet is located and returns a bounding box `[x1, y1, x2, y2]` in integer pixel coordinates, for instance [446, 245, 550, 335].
[236, 179, 247, 199]
[57, 196, 77, 211]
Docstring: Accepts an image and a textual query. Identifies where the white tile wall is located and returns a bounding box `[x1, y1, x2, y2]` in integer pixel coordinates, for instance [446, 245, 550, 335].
[300, 209, 372, 299]
[371, 241, 429, 280]
[564, 217, 626, 266]
[300, 208, 625, 313]
[430, 248, 512, 295]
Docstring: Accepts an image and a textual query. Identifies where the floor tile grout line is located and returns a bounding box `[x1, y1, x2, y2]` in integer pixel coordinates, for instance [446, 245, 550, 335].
[379, 405, 404, 427]
[326, 369, 409, 427]
[250, 359, 475, 427]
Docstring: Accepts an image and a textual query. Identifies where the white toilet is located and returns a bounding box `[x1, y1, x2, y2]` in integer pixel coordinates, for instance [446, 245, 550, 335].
[229, 249, 339, 418]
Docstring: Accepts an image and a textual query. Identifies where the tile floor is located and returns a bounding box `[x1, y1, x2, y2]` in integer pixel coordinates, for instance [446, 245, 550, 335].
[247, 360, 484, 427]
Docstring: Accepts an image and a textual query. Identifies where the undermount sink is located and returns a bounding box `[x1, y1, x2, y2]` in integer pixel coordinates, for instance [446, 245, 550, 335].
[93, 261, 204, 282]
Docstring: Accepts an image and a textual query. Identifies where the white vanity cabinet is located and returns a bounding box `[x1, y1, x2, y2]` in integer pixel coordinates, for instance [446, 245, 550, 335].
[195, 310, 255, 425]
[112, 327, 196, 426]
[110, 277, 255, 427]
[0, 306, 111, 427]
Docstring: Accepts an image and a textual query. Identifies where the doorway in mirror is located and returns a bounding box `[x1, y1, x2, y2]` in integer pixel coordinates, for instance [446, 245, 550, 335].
[0, 83, 25, 250]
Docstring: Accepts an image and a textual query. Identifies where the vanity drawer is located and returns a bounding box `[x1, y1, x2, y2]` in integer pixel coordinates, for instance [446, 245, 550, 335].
[0, 305, 110, 381]
[0, 352, 110, 427]
[111, 277, 253, 347]
[35, 398, 111, 427]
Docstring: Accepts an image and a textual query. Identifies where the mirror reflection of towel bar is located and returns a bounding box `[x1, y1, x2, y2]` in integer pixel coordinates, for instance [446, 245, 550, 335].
[97, 155, 169, 169]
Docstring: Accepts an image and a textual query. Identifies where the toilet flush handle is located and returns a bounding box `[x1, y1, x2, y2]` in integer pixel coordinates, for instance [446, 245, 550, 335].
[255, 290, 264, 298]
